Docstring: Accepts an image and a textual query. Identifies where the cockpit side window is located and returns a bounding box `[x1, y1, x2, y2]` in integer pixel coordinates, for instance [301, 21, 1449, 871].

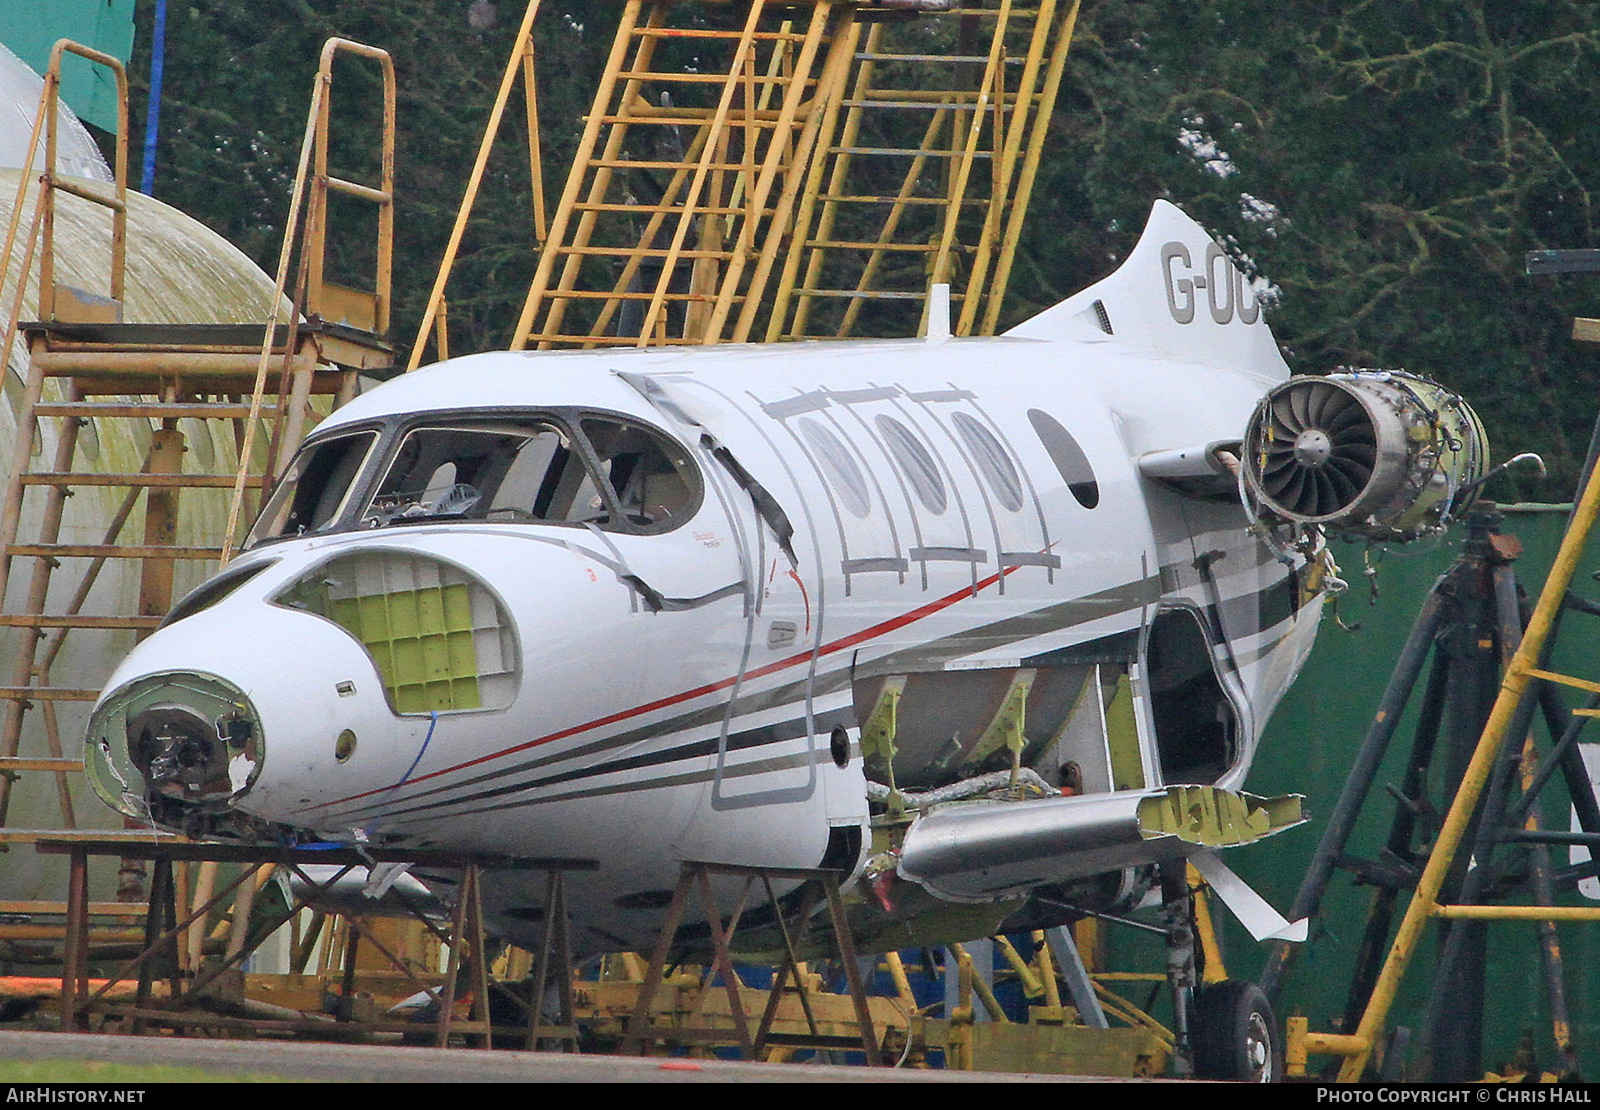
[362, 421, 610, 527]
[248, 430, 377, 544]
[578, 417, 700, 531]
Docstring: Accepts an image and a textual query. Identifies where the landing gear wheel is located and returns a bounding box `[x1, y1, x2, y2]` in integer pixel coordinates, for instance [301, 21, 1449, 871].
[1192, 980, 1279, 1082]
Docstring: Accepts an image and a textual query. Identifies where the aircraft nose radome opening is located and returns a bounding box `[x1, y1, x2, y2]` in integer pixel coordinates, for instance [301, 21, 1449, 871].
[272, 549, 519, 716]
[1242, 370, 1487, 541]
[85, 672, 264, 835]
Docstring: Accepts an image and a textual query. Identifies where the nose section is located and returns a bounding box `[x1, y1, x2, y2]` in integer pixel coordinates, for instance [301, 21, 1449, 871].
[84, 543, 524, 838]
[83, 587, 401, 837]
[87, 671, 265, 834]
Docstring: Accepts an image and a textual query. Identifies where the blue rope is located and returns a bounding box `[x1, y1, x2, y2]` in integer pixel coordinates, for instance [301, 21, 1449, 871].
[139, 0, 167, 195]
[396, 711, 438, 790]
[288, 714, 438, 849]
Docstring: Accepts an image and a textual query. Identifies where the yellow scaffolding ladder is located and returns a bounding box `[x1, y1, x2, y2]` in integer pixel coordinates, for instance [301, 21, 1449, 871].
[0, 40, 395, 839]
[509, 0, 857, 349]
[412, 0, 1079, 359]
[770, 0, 1078, 341]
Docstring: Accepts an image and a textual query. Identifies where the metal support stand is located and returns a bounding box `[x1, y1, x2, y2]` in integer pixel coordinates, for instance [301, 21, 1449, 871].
[1160, 861, 1197, 1078]
[35, 837, 591, 1045]
[526, 869, 579, 1050]
[620, 860, 881, 1063]
[1265, 509, 1600, 1080]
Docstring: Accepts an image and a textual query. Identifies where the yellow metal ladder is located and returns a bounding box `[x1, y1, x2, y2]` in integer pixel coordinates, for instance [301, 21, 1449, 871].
[0, 39, 395, 839]
[770, 0, 1079, 341]
[508, 0, 858, 349]
[415, 1, 1080, 359]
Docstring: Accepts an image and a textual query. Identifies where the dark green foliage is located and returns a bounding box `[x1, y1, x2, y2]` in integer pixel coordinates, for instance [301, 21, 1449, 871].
[120, 0, 1600, 498]
[1039, 0, 1600, 499]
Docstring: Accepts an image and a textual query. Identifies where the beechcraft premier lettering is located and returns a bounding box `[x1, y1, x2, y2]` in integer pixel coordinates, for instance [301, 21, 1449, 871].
[84, 202, 1485, 1069]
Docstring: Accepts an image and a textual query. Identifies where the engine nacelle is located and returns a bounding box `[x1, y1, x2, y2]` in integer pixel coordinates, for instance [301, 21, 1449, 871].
[1242, 370, 1487, 542]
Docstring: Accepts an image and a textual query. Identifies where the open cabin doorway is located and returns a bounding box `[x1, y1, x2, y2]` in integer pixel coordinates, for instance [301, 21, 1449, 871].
[1145, 606, 1241, 785]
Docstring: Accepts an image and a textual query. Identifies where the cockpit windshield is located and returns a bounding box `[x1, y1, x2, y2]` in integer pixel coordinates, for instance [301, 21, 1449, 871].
[361, 421, 607, 526]
[246, 411, 700, 546]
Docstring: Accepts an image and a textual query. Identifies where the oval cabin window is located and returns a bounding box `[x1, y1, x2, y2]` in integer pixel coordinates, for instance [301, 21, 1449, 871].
[1028, 409, 1099, 509]
[875, 415, 948, 514]
[799, 417, 872, 518]
[951, 412, 1024, 512]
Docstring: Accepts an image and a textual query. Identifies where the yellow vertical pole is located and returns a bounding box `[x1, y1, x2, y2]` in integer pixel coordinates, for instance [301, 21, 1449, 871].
[1189, 864, 1228, 985]
[38, 64, 60, 321]
[980, 0, 1078, 336]
[374, 47, 396, 338]
[1034, 931, 1063, 1012]
[305, 64, 333, 316]
[412, 0, 545, 368]
[521, 38, 547, 245]
[434, 298, 450, 362]
[1336, 451, 1600, 1081]
[949, 942, 1010, 1023]
[883, 950, 919, 1016]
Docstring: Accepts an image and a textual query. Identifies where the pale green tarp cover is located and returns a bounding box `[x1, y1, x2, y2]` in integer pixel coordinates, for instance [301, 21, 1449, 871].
[0, 0, 137, 133]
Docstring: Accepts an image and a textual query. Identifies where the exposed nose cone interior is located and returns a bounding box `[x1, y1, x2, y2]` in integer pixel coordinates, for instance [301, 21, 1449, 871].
[86, 672, 264, 836]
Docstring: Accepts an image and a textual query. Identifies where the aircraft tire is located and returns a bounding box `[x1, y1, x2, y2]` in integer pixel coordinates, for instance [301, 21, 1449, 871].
[1192, 980, 1279, 1082]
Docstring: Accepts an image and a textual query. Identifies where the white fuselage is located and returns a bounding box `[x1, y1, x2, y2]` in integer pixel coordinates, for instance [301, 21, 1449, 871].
[87, 328, 1322, 952]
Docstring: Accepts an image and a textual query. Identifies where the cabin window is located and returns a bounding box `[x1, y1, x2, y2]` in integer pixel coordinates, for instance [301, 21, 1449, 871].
[951, 412, 1024, 512]
[876, 414, 948, 514]
[253, 412, 702, 543]
[578, 418, 700, 531]
[161, 559, 277, 628]
[1028, 409, 1100, 509]
[799, 416, 872, 518]
[249, 430, 378, 543]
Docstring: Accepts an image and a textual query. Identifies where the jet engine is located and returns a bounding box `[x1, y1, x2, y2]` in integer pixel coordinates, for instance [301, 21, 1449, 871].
[1242, 370, 1487, 542]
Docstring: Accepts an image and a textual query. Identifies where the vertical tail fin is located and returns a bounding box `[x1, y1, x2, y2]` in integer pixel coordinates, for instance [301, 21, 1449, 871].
[1007, 200, 1289, 383]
